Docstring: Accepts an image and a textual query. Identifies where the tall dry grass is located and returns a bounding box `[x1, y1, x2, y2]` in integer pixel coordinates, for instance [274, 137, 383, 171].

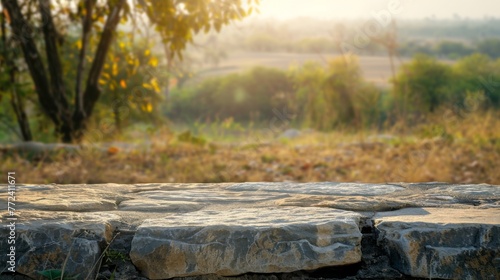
[2, 111, 499, 185]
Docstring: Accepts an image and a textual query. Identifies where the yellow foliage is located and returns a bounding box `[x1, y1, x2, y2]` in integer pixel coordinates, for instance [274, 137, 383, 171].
[120, 80, 127, 89]
[146, 103, 153, 113]
[144, 49, 151, 56]
[75, 40, 82, 50]
[102, 72, 110, 80]
[112, 63, 118, 76]
[151, 78, 161, 93]
[149, 57, 158, 67]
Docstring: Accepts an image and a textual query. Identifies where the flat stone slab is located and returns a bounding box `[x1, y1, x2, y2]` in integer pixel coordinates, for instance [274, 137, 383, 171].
[0, 182, 498, 279]
[375, 208, 500, 280]
[0, 211, 120, 279]
[130, 207, 362, 279]
[226, 182, 405, 196]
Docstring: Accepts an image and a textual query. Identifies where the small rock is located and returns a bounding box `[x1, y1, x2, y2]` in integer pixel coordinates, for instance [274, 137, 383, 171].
[279, 129, 301, 139]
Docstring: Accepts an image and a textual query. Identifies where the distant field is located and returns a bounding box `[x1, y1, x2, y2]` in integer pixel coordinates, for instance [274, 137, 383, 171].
[194, 52, 411, 87]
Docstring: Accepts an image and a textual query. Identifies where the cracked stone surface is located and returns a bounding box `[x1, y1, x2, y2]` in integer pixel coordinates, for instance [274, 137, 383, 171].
[0, 182, 499, 280]
[374, 207, 500, 280]
[131, 207, 362, 278]
[0, 212, 120, 279]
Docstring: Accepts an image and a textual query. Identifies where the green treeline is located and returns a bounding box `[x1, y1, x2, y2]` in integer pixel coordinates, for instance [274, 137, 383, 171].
[165, 53, 500, 130]
[399, 38, 500, 59]
[241, 35, 500, 59]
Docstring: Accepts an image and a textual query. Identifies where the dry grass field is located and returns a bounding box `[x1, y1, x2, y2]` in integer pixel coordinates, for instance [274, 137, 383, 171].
[3, 111, 499, 185]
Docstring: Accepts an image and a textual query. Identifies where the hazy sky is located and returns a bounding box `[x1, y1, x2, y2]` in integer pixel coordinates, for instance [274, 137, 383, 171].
[255, 0, 500, 20]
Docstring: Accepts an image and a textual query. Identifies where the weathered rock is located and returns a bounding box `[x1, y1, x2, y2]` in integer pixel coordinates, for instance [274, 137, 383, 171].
[0, 212, 119, 280]
[6, 184, 134, 212]
[118, 199, 205, 212]
[0, 141, 81, 157]
[275, 194, 410, 211]
[118, 189, 289, 212]
[0, 182, 498, 279]
[226, 182, 405, 196]
[375, 207, 500, 280]
[130, 207, 362, 279]
[279, 129, 301, 139]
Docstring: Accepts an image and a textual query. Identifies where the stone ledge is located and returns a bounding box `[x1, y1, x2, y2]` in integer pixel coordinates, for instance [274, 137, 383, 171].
[0, 182, 498, 280]
[131, 207, 362, 278]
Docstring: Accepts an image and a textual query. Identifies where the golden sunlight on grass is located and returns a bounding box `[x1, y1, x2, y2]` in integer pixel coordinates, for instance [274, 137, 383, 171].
[3, 112, 499, 185]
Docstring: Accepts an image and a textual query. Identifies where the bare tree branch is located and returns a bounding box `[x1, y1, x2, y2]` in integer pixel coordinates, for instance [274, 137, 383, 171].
[73, 0, 126, 137]
[1, 0, 59, 126]
[75, 0, 96, 116]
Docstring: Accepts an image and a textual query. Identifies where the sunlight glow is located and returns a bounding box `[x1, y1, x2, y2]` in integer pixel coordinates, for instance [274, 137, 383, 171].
[255, 0, 500, 20]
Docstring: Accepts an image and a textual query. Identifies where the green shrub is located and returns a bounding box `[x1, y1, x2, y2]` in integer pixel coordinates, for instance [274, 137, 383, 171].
[290, 56, 385, 130]
[165, 67, 294, 122]
[451, 54, 500, 109]
[392, 54, 452, 113]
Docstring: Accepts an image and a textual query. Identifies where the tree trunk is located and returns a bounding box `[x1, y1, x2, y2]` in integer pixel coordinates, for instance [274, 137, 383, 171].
[2, 0, 74, 142]
[38, 0, 73, 142]
[112, 90, 122, 133]
[2, 0, 62, 129]
[75, 0, 96, 118]
[72, 0, 126, 141]
[10, 86, 32, 141]
[3, 0, 126, 143]
[1, 2, 31, 141]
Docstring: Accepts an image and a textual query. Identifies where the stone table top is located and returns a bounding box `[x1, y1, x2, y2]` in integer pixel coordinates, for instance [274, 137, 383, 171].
[0, 182, 498, 279]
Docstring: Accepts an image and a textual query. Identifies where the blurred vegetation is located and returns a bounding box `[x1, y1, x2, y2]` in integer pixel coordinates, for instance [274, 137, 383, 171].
[2, 13, 500, 184]
[0, 0, 257, 142]
[166, 67, 293, 122]
[239, 33, 500, 59]
[204, 17, 500, 58]
[164, 53, 500, 132]
[398, 38, 500, 59]
[3, 112, 500, 184]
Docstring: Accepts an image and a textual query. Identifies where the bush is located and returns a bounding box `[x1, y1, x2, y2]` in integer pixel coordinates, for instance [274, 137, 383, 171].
[165, 67, 294, 122]
[165, 54, 500, 132]
[476, 38, 500, 59]
[435, 41, 474, 59]
[290, 56, 384, 130]
[451, 54, 500, 108]
[392, 54, 452, 113]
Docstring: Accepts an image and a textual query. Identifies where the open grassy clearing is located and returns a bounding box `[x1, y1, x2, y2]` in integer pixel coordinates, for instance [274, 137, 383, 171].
[3, 112, 499, 185]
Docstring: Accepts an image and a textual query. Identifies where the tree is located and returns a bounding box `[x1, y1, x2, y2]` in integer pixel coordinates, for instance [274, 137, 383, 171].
[393, 54, 452, 113]
[0, 0, 256, 143]
[371, 20, 399, 82]
[451, 54, 500, 109]
[476, 38, 500, 59]
[1, 7, 32, 141]
[290, 56, 381, 130]
[99, 32, 165, 132]
[435, 40, 473, 59]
